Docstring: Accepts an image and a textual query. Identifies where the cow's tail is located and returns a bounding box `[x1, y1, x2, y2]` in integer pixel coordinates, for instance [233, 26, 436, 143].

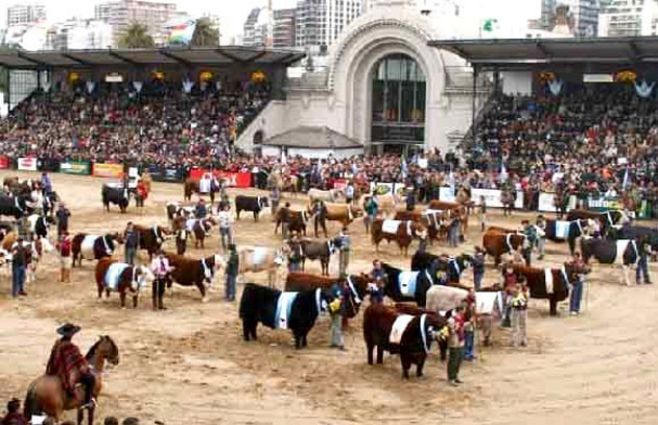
[23, 381, 41, 420]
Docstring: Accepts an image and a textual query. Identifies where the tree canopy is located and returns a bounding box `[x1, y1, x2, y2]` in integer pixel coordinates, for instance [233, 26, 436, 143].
[119, 23, 155, 49]
[191, 18, 220, 47]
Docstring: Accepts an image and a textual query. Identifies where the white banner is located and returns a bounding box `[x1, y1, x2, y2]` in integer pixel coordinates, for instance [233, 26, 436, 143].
[17, 157, 38, 171]
[538, 193, 577, 212]
[439, 187, 523, 209]
[470, 188, 524, 209]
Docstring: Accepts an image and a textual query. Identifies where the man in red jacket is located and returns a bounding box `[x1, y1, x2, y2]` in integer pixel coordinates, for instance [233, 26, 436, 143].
[45, 323, 96, 409]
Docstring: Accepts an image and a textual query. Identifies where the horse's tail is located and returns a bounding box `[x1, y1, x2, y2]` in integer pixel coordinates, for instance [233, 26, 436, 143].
[23, 381, 40, 420]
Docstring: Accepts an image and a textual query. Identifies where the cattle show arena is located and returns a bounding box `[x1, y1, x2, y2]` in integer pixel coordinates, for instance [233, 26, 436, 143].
[1, 170, 657, 425]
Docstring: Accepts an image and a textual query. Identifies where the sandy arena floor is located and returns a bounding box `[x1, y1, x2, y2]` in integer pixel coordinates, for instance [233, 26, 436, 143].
[1, 171, 657, 425]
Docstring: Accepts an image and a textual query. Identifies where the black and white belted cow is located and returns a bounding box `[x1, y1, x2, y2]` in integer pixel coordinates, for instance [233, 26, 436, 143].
[102, 184, 130, 213]
[235, 195, 269, 222]
[71, 233, 123, 267]
[580, 237, 647, 286]
[239, 283, 334, 349]
[410, 251, 473, 284]
[27, 214, 54, 240]
[544, 218, 597, 255]
[0, 194, 34, 219]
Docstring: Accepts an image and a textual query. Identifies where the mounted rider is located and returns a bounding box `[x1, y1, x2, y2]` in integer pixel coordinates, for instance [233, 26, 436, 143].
[45, 323, 96, 410]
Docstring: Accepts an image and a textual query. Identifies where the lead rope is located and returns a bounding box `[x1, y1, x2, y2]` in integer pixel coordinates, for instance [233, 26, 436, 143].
[420, 314, 430, 354]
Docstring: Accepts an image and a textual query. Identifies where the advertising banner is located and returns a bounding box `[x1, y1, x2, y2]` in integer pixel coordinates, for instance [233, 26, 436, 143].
[333, 179, 348, 190]
[17, 157, 38, 171]
[148, 165, 184, 182]
[440, 186, 524, 209]
[370, 182, 395, 196]
[587, 197, 624, 211]
[0, 156, 10, 169]
[93, 163, 124, 178]
[60, 161, 92, 175]
[537, 193, 577, 212]
[189, 169, 252, 188]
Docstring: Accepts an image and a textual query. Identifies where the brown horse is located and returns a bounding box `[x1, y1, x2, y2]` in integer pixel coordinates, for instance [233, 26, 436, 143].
[23, 336, 119, 425]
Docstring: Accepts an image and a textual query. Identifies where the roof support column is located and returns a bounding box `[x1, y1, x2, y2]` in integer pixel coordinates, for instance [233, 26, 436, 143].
[471, 64, 478, 146]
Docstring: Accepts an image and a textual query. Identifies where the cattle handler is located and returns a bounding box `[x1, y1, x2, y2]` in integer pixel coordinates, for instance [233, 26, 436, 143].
[150, 250, 172, 310]
[509, 282, 529, 347]
[337, 227, 351, 276]
[225, 244, 239, 302]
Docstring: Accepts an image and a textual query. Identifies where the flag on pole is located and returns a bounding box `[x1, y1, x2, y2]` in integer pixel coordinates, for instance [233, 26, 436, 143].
[622, 167, 629, 189]
[482, 18, 498, 33]
[499, 162, 508, 183]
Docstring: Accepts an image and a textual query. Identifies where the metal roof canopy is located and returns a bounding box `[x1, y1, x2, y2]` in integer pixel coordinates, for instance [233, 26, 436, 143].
[0, 46, 305, 69]
[429, 36, 658, 70]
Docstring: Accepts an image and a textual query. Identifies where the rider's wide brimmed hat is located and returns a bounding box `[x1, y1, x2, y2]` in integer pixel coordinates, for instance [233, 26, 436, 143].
[57, 323, 81, 337]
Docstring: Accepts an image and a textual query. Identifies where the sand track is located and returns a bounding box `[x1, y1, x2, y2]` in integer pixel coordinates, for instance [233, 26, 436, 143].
[1, 171, 657, 424]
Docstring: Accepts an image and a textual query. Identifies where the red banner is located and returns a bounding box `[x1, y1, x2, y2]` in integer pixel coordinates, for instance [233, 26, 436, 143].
[333, 179, 348, 190]
[0, 156, 10, 169]
[188, 169, 252, 188]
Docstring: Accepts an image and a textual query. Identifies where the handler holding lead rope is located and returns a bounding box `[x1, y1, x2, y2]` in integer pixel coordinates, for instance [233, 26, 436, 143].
[150, 250, 172, 311]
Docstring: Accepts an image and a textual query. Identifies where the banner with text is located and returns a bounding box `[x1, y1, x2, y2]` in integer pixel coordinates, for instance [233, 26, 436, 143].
[60, 161, 92, 175]
[0, 156, 10, 169]
[189, 169, 252, 188]
[17, 157, 38, 171]
[370, 182, 396, 197]
[93, 163, 124, 178]
[440, 187, 524, 208]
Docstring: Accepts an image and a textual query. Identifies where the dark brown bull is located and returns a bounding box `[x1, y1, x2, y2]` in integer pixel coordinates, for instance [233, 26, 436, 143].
[363, 304, 447, 379]
[134, 224, 172, 260]
[428, 200, 468, 236]
[275, 208, 311, 236]
[284, 272, 369, 319]
[371, 219, 427, 256]
[164, 252, 223, 302]
[71, 233, 123, 267]
[287, 238, 341, 275]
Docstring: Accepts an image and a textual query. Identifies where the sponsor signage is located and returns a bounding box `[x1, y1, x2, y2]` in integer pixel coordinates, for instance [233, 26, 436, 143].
[17, 157, 38, 171]
[60, 161, 92, 175]
[93, 163, 124, 178]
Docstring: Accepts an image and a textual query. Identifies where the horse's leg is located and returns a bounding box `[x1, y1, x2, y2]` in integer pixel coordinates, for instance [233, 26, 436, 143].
[97, 284, 103, 299]
[77, 408, 84, 425]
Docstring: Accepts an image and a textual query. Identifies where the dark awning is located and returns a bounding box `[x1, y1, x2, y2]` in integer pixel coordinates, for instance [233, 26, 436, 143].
[429, 36, 658, 68]
[0, 46, 305, 69]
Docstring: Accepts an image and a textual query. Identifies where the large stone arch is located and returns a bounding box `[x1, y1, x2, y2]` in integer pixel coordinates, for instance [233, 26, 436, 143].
[329, 17, 447, 150]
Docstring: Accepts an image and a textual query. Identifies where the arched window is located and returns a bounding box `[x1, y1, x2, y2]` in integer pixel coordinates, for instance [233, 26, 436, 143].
[371, 54, 426, 154]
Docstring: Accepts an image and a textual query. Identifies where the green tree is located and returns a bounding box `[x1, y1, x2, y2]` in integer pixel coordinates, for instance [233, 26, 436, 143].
[119, 23, 155, 49]
[191, 17, 219, 47]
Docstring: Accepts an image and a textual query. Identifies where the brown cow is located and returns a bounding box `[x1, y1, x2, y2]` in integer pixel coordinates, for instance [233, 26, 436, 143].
[358, 193, 399, 216]
[363, 304, 447, 379]
[95, 258, 154, 308]
[183, 176, 219, 203]
[429, 200, 469, 237]
[482, 229, 527, 266]
[177, 217, 216, 249]
[394, 210, 449, 243]
[512, 264, 588, 315]
[322, 202, 363, 227]
[134, 224, 172, 260]
[275, 208, 311, 236]
[285, 272, 369, 318]
[371, 218, 427, 256]
[165, 251, 224, 302]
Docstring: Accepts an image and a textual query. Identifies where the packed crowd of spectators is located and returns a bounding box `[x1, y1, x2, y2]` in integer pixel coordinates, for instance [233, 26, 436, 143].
[0, 79, 270, 169]
[0, 81, 657, 217]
